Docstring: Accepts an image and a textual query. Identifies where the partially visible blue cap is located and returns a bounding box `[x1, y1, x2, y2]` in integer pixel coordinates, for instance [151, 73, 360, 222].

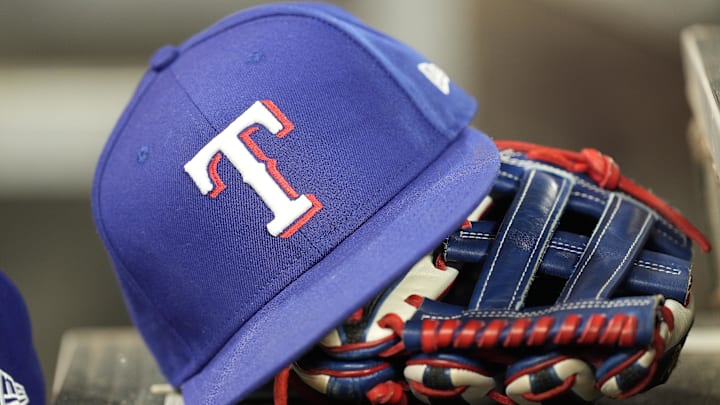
[92, 3, 499, 404]
[0, 271, 45, 405]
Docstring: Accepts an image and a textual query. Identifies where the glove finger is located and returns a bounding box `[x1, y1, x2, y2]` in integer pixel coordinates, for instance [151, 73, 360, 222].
[292, 351, 404, 403]
[596, 347, 658, 398]
[597, 297, 694, 398]
[403, 353, 496, 404]
[505, 352, 599, 404]
[662, 298, 694, 349]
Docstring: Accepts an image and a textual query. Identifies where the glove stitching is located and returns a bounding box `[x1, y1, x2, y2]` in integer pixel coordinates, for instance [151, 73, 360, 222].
[475, 170, 538, 307]
[422, 298, 656, 320]
[549, 244, 584, 255]
[653, 228, 687, 247]
[498, 170, 521, 181]
[503, 155, 605, 194]
[502, 154, 687, 243]
[448, 237, 679, 277]
[546, 243, 681, 277]
[569, 191, 685, 246]
[502, 160, 684, 247]
[510, 177, 570, 309]
[458, 231, 493, 240]
[596, 212, 653, 299]
[635, 260, 681, 275]
[572, 191, 606, 205]
[561, 196, 621, 302]
[550, 241, 585, 253]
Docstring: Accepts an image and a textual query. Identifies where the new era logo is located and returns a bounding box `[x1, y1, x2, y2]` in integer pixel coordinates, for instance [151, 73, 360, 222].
[1, 369, 29, 405]
[418, 62, 450, 95]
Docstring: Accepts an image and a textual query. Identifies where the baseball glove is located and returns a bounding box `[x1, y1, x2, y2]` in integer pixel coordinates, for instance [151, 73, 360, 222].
[286, 141, 710, 405]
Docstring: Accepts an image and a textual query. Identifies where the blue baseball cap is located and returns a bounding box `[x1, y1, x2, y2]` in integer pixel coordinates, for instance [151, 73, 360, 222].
[0, 271, 45, 405]
[92, 3, 499, 404]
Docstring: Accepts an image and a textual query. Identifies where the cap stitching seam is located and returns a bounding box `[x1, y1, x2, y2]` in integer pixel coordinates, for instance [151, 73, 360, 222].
[92, 72, 196, 368]
[178, 12, 467, 139]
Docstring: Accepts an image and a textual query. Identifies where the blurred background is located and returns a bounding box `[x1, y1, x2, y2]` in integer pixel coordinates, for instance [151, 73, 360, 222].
[1, 0, 720, 394]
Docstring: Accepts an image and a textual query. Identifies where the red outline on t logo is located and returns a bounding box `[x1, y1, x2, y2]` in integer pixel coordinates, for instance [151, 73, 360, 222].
[184, 100, 322, 238]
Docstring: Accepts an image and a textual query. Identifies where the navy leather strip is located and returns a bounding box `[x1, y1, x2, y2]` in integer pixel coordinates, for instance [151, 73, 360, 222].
[469, 170, 572, 310]
[560, 195, 655, 302]
[403, 296, 661, 351]
[445, 223, 691, 303]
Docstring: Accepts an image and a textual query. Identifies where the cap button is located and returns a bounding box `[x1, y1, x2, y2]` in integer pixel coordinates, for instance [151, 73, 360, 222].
[149, 45, 179, 71]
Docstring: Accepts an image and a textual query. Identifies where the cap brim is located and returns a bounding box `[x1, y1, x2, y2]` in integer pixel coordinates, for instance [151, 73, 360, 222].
[182, 127, 499, 404]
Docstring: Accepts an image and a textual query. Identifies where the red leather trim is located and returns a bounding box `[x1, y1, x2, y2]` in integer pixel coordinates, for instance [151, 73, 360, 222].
[599, 314, 627, 345]
[505, 355, 569, 384]
[273, 367, 290, 405]
[577, 314, 606, 344]
[504, 318, 532, 347]
[660, 305, 675, 331]
[378, 313, 405, 337]
[438, 319, 461, 347]
[554, 314, 581, 345]
[321, 334, 395, 353]
[487, 389, 516, 405]
[366, 381, 408, 405]
[300, 362, 390, 378]
[527, 316, 555, 346]
[453, 319, 483, 348]
[409, 381, 466, 398]
[406, 358, 488, 374]
[421, 319, 440, 352]
[477, 319, 507, 348]
[522, 374, 577, 402]
[619, 316, 638, 347]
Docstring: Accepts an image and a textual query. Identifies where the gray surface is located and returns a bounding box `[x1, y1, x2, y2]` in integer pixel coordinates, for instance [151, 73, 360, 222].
[53, 329, 171, 405]
[51, 327, 720, 404]
[51, 328, 282, 405]
[683, 25, 720, 169]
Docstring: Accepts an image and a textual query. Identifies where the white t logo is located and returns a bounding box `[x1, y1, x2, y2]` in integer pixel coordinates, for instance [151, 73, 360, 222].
[184, 100, 322, 238]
